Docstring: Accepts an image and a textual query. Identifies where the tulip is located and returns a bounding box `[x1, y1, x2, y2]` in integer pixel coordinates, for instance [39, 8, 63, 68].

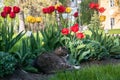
[1, 11, 7, 18]
[9, 12, 16, 18]
[61, 28, 69, 35]
[13, 6, 20, 13]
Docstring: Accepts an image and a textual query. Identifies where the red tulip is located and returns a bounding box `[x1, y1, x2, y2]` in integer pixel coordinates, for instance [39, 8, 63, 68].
[48, 6, 55, 13]
[13, 6, 20, 13]
[73, 12, 78, 17]
[89, 2, 99, 10]
[1, 11, 7, 18]
[98, 7, 105, 13]
[89, 2, 96, 9]
[3, 6, 11, 14]
[76, 32, 84, 39]
[61, 28, 69, 35]
[57, 5, 65, 13]
[9, 12, 16, 18]
[42, 8, 48, 14]
[70, 23, 79, 33]
[94, 3, 99, 10]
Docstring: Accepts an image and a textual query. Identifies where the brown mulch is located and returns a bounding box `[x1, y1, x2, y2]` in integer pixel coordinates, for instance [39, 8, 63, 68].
[1, 58, 120, 80]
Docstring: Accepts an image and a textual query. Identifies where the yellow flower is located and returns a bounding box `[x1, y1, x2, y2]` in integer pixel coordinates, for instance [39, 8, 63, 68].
[36, 17, 42, 23]
[99, 15, 106, 22]
[30, 17, 36, 23]
[65, 7, 72, 13]
[26, 16, 33, 23]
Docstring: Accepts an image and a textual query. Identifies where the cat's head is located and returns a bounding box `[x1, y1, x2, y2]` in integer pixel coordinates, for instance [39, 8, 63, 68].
[54, 46, 68, 57]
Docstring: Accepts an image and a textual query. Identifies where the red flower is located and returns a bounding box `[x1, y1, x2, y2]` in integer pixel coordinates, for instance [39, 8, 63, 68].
[89, 2, 99, 10]
[94, 3, 99, 10]
[76, 32, 84, 39]
[57, 5, 65, 13]
[1, 11, 7, 18]
[9, 12, 16, 18]
[3, 6, 11, 14]
[48, 6, 55, 13]
[98, 7, 105, 13]
[13, 6, 20, 13]
[61, 28, 69, 35]
[42, 8, 48, 14]
[71, 23, 79, 33]
[73, 12, 78, 17]
[89, 2, 96, 9]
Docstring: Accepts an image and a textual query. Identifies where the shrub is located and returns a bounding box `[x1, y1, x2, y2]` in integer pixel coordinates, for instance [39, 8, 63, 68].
[0, 52, 16, 77]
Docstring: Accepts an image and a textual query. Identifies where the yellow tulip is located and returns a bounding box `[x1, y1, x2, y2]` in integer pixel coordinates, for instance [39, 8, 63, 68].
[36, 17, 42, 23]
[30, 17, 36, 23]
[26, 16, 33, 23]
[65, 7, 72, 13]
[99, 15, 106, 22]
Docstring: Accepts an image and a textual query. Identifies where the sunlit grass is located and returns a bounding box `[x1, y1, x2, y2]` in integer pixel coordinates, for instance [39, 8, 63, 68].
[50, 64, 120, 80]
[108, 29, 120, 34]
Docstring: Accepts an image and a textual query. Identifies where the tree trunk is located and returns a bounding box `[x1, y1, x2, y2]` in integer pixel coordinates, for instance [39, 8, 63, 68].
[19, 11, 25, 32]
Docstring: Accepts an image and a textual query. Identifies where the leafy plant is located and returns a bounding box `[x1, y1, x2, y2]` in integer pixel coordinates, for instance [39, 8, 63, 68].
[13, 31, 44, 69]
[29, 31, 45, 55]
[80, 0, 97, 25]
[0, 20, 25, 52]
[14, 39, 31, 68]
[87, 10, 120, 55]
[41, 24, 62, 51]
[0, 51, 16, 77]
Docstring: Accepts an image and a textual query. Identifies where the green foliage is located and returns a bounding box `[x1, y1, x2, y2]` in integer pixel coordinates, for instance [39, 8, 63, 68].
[41, 24, 62, 51]
[60, 10, 120, 63]
[28, 31, 44, 55]
[88, 11, 101, 30]
[0, 52, 16, 77]
[0, 21, 25, 52]
[82, 40, 109, 60]
[50, 64, 120, 80]
[13, 31, 44, 68]
[84, 9, 120, 60]
[14, 39, 32, 68]
[109, 36, 120, 54]
[80, 0, 97, 25]
[60, 32, 109, 64]
[87, 10, 120, 55]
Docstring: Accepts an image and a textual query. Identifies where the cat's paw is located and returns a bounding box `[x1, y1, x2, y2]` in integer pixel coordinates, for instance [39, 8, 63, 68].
[73, 65, 81, 69]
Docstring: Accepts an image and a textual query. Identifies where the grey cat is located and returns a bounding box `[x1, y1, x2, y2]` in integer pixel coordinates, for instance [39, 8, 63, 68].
[33, 46, 75, 74]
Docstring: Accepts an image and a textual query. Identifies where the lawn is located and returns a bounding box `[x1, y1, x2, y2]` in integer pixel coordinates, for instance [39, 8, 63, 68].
[50, 64, 120, 80]
[108, 29, 120, 34]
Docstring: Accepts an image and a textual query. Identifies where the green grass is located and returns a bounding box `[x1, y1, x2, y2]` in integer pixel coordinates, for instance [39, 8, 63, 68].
[108, 29, 120, 34]
[50, 64, 120, 80]
[84, 29, 120, 35]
